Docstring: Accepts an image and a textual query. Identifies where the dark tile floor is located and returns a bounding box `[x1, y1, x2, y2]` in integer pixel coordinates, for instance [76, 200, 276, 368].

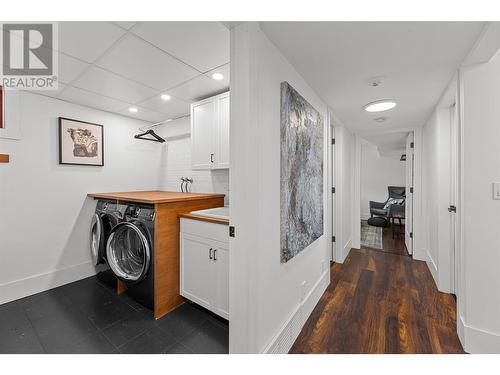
[0, 275, 229, 354]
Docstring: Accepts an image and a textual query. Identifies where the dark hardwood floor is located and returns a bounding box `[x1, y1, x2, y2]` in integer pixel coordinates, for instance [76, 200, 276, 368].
[290, 227, 464, 354]
[366, 224, 410, 256]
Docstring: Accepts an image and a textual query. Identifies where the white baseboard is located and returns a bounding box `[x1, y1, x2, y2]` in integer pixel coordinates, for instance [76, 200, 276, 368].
[424, 248, 438, 286]
[263, 269, 329, 354]
[0, 261, 96, 305]
[458, 314, 500, 353]
[340, 238, 352, 263]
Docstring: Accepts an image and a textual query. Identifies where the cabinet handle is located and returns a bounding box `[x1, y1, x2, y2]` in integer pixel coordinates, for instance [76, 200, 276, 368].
[213, 249, 217, 261]
[209, 248, 213, 260]
[210, 153, 214, 163]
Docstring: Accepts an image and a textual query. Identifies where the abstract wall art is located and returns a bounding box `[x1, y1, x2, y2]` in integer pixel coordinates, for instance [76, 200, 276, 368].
[59, 117, 104, 166]
[280, 82, 324, 263]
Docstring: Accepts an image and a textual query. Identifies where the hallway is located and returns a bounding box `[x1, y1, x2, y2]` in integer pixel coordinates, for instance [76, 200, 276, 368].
[290, 229, 464, 354]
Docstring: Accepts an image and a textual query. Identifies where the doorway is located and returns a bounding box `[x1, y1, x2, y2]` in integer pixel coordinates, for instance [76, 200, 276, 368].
[359, 133, 410, 256]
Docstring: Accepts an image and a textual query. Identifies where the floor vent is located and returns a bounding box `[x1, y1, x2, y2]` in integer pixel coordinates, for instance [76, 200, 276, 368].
[267, 305, 303, 354]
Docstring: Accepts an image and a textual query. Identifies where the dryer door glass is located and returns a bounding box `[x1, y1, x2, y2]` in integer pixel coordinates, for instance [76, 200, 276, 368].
[106, 222, 151, 283]
[90, 213, 102, 266]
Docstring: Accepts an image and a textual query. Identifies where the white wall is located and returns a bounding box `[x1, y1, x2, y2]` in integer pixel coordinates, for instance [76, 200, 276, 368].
[0, 92, 164, 304]
[334, 125, 354, 262]
[229, 23, 331, 353]
[155, 117, 229, 205]
[360, 142, 406, 220]
[458, 55, 500, 353]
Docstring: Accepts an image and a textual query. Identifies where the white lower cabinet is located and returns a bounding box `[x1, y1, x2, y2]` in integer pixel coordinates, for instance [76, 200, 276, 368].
[180, 219, 229, 320]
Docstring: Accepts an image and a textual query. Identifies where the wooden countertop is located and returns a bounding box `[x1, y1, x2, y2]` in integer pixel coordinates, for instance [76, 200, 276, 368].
[87, 190, 225, 204]
[179, 213, 229, 226]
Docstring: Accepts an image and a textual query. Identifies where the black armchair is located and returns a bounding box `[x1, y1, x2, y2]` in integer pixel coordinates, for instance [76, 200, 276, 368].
[369, 186, 406, 218]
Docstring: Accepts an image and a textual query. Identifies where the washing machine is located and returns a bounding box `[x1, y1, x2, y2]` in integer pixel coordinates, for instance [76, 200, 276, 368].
[106, 204, 155, 310]
[90, 200, 123, 288]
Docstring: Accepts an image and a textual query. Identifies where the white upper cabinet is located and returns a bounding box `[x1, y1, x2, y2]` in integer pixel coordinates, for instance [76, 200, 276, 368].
[191, 91, 230, 170]
[215, 92, 230, 169]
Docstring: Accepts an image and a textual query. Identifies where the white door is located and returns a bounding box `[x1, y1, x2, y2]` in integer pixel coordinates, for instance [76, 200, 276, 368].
[180, 233, 215, 310]
[213, 243, 229, 319]
[191, 98, 216, 170]
[449, 103, 459, 294]
[214, 92, 230, 169]
[405, 132, 414, 254]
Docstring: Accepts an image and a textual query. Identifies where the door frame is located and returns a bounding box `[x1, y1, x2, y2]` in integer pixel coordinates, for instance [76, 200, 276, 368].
[405, 132, 415, 255]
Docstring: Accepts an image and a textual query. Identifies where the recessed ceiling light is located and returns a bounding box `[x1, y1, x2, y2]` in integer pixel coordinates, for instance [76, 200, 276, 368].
[211, 73, 224, 81]
[161, 94, 171, 101]
[364, 100, 397, 113]
[128, 107, 138, 113]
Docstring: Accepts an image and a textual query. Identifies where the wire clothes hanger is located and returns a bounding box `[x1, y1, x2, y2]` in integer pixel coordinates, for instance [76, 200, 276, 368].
[134, 114, 190, 143]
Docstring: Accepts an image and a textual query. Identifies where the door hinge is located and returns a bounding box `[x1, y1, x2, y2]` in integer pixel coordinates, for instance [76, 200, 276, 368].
[410, 142, 414, 149]
[410, 187, 414, 193]
[331, 138, 335, 145]
[332, 187, 335, 194]
[448, 205, 457, 213]
[332, 236, 336, 243]
[410, 232, 413, 238]
[229, 226, 235, 238]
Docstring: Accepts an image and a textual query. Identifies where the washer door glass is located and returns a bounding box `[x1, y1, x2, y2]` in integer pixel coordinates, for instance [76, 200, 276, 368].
[90, 213, 102, 266]
[106, 222, 151, 283]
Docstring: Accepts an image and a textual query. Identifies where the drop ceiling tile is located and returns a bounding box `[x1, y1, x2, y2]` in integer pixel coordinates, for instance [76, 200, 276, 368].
[169, 72, 229, 102]
[59, 85, 131, 112]
[118, 106, 167, 123]
[132, 22, 229, 72]
[113, 22, 137, 30]
[138, 95, 190, 118]
[31, 82, 67, 99]
[58, 53, 90, 84]
[97, 34, 199, 91]
[58, 22, 125, 63]
[72, 66, 158, 103]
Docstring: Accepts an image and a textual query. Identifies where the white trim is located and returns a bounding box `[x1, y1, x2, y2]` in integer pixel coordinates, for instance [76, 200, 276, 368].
[412, 127, 425, 261]
[352, 134, 361, 250]
[424, 248, 438, 284]
[458, 315, 500, 353]
[0, 261, 96, 305]
[263, 269, 329, 354]
[341, 238, 352, 263]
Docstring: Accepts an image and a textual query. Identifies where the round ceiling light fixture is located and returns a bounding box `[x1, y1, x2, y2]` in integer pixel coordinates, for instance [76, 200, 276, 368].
[364, 99, 397, 113]
[211, 72, 224, 81]
[161, 94, 171, 101]
[128, 107, 138, 113]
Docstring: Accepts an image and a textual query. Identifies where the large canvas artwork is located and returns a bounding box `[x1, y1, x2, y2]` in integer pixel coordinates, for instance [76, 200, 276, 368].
[280, 82, 323, 263]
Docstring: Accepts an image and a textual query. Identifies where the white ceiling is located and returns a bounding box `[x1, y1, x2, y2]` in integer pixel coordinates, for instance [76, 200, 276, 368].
[261, 22, 486, 142]
[37, 22, 230, 123]
[362, 131, 408, 158]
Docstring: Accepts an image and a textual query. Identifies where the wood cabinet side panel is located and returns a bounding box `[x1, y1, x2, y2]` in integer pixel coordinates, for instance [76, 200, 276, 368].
[153, 197, 224, 319]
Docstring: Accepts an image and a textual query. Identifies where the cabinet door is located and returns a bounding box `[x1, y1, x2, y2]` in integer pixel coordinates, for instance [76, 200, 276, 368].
[191, 98, 215, 170]
[213, 244, 229, 320]
[214, 92, 230, 169]
[180, 233, 215, 310]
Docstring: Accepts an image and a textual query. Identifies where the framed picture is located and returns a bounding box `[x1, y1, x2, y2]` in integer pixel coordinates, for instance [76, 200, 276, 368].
[59, 117, 104, 166]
